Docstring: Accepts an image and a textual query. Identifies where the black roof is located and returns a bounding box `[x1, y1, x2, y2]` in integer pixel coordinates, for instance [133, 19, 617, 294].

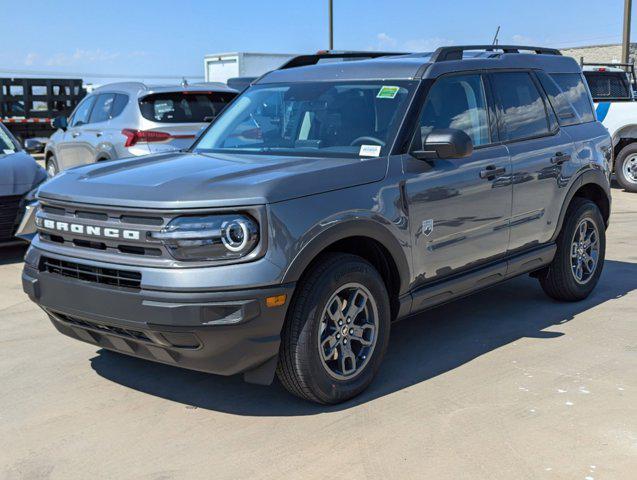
[256, 46, 581, 84]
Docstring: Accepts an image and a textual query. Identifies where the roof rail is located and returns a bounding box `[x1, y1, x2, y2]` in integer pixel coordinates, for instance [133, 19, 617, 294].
[430, 45, 562, 62]
[278, 50, 407, 70]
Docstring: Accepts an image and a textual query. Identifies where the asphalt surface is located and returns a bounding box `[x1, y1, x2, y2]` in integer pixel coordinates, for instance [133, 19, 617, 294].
[1, 189, 635, 480]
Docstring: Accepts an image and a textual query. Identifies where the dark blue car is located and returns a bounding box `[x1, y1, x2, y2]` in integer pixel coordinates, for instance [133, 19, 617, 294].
[0, 123, 47, 244]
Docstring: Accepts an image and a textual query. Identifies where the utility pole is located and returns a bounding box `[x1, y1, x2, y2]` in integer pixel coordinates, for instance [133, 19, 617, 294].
[328, 0, 334, 50]
[622, 0, 632, 64]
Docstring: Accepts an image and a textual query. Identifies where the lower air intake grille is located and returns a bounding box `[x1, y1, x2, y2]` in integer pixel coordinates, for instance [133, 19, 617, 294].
[0, 195, 22, 241]
[53, 311, 151, 342]
[40, 256, 142, 289]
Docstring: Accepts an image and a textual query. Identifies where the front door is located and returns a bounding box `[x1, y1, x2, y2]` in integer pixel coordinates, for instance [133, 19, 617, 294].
[403, 73, 512, 288]
[56, 95, 96, 170]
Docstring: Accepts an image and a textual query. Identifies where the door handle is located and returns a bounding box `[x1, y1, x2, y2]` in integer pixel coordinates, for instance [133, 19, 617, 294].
[479, 165, 506, 179]
[95, 132, 103, 137]
[551, 152, 571, 164]
[71, 132, 81, 138]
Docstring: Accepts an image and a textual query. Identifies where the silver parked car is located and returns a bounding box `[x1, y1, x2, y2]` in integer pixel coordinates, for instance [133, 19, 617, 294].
[44, 82, 237, 176]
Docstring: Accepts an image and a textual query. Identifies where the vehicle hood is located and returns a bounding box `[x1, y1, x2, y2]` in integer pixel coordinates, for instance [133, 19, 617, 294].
[37, 151, 388, 208]
[0, 150, 47, 196]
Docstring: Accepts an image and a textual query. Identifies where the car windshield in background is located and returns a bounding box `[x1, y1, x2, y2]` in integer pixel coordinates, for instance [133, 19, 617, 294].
[584, 72, 631, 100]
[194, 81, 416, 158]
[139, 91, 237, 123]
[0, 124, 18, 153]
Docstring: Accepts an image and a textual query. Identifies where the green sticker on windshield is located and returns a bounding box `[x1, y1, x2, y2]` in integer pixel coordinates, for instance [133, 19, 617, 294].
[377, 86, 400, 99]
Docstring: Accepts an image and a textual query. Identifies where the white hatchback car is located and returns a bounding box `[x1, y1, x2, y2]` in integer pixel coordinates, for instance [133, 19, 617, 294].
[44, 82, 237, 176]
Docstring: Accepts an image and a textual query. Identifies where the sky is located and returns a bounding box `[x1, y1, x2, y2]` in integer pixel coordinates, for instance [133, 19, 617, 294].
[0, 0, 633, 84]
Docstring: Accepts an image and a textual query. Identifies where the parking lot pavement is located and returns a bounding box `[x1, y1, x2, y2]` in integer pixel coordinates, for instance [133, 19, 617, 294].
[1, 190, 635, 480]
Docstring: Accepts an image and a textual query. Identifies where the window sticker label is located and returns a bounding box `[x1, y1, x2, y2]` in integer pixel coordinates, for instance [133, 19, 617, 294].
[3, 149, 15, 155]
[359, 144, 382, 157]
[377, 86, 400, 99]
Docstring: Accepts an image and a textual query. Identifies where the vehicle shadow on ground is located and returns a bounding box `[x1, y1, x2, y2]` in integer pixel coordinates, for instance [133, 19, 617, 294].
[91, 259, 637, 416]
[0, 244, 28, 266]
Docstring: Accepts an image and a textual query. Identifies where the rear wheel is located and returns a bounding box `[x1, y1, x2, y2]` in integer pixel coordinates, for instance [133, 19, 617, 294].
[276, 253, 390, 404]
[615, 144, 637, 192]
[538, 198, 605, 301]
[45, 155, 59, 177]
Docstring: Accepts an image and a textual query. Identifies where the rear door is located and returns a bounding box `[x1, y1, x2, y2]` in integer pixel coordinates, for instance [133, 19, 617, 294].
[138, 91, 237, 153]
[403, 72, 512, 287]
[490, 71, 577, 254]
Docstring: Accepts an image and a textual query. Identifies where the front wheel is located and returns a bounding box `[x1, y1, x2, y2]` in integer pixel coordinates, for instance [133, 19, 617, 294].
[276, 253, 391, 404]
[615, 144, 637, 192]
[45, 155, 59, 177]
[538, 198, 606, 301]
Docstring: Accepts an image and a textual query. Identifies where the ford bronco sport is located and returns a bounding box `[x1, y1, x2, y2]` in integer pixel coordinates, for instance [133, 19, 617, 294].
[22, 46, 612, 404]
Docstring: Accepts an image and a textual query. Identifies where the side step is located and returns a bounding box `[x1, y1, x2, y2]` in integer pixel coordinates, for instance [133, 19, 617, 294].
[407, 244, 556, 316]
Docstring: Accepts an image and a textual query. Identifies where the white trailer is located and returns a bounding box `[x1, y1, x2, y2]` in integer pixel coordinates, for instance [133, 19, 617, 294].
[203, 52, 296, 83]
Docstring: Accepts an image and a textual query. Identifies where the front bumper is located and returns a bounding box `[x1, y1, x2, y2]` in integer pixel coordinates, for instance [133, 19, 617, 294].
[22, 257, 294, 384]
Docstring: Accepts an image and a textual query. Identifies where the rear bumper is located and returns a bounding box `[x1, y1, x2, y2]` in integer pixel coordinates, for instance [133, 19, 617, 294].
[22, 262, 294, 383]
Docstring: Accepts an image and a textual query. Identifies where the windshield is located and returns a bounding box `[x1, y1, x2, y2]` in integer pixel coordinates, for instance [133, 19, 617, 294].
[194, 81, 416, 158]
[0, 124, 18, 154]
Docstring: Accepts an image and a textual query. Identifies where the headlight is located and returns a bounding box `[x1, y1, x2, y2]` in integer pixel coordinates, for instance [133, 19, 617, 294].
[24, 186, 40, 204]
[150, 214, 259, 261]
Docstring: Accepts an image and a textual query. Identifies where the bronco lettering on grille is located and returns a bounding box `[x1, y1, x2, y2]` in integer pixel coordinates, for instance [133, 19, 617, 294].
[40, 219, 141, 240]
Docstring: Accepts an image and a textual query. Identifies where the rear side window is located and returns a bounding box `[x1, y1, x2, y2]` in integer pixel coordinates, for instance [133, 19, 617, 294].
[111, 94, 128, 118]
[536, 72, 580, 126]
[492, 72, 550, 141]
[550, 74, 595, 123]
[89, 93, 115, 123]
[139, 91, 237, 123]
[583, 71, 631, 100]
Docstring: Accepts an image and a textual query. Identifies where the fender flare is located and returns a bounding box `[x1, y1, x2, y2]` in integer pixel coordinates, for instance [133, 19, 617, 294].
[282, 218, 411, 295]
[550, 168, 611, 243]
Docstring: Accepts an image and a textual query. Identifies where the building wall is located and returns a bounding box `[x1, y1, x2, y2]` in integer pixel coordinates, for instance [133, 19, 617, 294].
[561, 43, 637, 64]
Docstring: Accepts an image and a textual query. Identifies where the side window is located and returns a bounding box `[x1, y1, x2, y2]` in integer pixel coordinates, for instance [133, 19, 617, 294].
[536, 71, 580, 126]
[88, 94, 115, 123]
[492, 72, 550, 141]
[550, 73, 595, 124]
[416, 74, 490, 148]
[70, 96, 96, 127]
[111, 94, 129, 118]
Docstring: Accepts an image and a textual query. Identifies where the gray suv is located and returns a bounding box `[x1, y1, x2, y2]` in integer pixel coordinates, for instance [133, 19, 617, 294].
[23, 47, 612, 404]
[44, 82, 237, 176]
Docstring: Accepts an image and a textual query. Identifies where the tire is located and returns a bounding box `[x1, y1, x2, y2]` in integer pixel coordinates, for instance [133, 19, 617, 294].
[538, 198, 606, 301]
[276, 253, 391, 404]
[615, 143, 637, 193]
[45, 155, 59, 177]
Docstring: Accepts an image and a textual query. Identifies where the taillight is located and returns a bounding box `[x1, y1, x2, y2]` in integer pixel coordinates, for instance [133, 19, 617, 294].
[122, 129, 172, 147]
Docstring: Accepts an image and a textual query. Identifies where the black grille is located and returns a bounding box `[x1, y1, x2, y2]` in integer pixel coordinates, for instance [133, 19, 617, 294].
[40, 256, 142, 289]
[586, 72, 631, 99]
[52, 311, 151, 342]
[0, 195, 22, 241]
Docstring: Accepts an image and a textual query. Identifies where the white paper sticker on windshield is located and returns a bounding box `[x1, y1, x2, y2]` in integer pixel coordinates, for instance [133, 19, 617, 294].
[3, 149, 15, 155]
[359, 145, 381, 157]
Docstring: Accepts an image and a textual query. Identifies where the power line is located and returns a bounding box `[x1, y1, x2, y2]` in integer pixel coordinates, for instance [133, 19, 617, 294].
[0, 68, 203, 79]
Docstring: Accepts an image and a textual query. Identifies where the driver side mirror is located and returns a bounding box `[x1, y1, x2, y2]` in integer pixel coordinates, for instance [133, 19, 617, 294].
[412, 128, 473, 160]
[23, 138, 43, 154]
[52, 115, 68, 131]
